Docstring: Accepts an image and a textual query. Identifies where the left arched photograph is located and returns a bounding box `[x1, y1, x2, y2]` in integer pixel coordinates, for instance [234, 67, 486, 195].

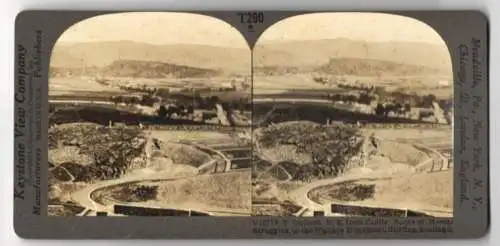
[48, 12, 252, 217]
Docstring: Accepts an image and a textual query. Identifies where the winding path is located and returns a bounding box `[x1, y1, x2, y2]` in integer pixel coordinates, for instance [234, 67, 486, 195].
[288, 172, 393, 216]
[70, 136, 251, 216]
[287, 170, 453, 217]
[286, 138, 452, 217]
[71, 170, 191, 215]
[72, 169, 252, 216]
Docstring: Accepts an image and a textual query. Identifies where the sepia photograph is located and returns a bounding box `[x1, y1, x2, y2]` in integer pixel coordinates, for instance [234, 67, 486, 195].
[251, 13, 454, 217]
[46, 11, 455, 218]
[47, 12, 253, 217]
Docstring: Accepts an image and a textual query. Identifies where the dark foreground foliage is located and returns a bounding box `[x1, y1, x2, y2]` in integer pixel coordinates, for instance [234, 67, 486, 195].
[49, 124, 147, 182]
[112, 185, 159, 203]
[259, 122, 364, 181]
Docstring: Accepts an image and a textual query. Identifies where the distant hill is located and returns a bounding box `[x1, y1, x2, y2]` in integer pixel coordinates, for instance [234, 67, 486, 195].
[50, 60, 221, 78]
[254, 57, 446, 77]
[50, 41, 250, 73]
[253, 66, 304, 76]
[315, 57, 445, 76]
[50, 39, 452, 76]
[101, 60, 221, 78]
[254, 38, 452, 70]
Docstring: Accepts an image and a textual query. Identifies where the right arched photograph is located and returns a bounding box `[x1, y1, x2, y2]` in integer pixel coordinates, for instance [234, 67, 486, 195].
[251, 13, 454, 217]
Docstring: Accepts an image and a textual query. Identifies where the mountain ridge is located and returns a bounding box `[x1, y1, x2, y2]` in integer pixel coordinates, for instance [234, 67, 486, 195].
[50, 39, 452, 75]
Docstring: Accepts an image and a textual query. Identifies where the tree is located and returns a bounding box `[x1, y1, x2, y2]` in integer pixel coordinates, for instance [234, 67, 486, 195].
[394, 103, 402, 115]
[375, 103, 385, 116]
[422, 94, 437, 108]
[141, 94, 155, 106]
[260, 122, 362, 181]
[157, 105, 167, 118]
[187, 105, 194, 115]
[358, 93, 372, 105]
[384, 104, 395, 117]
[178, 104, 186, 116]
[404, 103, 412, 116]
[211, 95, 220, 105]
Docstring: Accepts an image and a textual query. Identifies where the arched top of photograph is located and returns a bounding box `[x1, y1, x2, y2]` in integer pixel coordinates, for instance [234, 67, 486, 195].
[49, 12, 252, 100]
[49, 12, 251, 80]
[252, 12, 452, 96]
[56, 12, 248, 48]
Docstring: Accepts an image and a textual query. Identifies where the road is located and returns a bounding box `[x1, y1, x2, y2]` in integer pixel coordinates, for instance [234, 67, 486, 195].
[285, 137, 453, 217]
[71, 170, 187, 215]
[288, 169, 453, 217]
[288, 172, 394, 217]
[72, 169, 252, 216]
[70, 136, 252, 216]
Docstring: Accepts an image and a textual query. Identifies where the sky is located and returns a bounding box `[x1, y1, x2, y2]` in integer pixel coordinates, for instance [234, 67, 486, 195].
[258, 13, 446, 45]
[57, 12, 446, 48]
[57, 12, 249, 48]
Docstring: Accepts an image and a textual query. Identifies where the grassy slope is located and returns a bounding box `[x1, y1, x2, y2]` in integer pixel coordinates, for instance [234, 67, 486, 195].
[309, 170, 453, 210]
[103, 171, 252, 211]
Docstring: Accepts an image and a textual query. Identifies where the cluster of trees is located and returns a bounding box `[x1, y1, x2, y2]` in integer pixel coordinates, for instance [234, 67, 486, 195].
[120, 185, 159, 202]
[259, 122, 363, 182]
[255, 66, 300, 76]
[111, 94, 158, 107]
[49, 125, 147, 182]
[337, 82, 375, 92]
[312, 74, 450, 113]
[152, 86, 237, 95]
[148, 87, 250, 108]
[312, 76, 380, 92]
[323, 85, 452, 121]
[377, 89, 441, 108]
[97, 77, 242, 101]
[324, 92, 376, 105]
[327, 183, 376, 202]
[157, 104, 195, 119]
[312, 76, 329, 84]
[157, 93, 250, 116]
[86, 139, 146, 181]
[325, 89, 442, 109]
[374, 103, 412, 118]
[50, 148, 141, 183]
[99, 77, 252, 123]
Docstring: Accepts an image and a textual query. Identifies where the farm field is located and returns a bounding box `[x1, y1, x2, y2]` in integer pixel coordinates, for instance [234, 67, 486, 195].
[253, 75, 335, 91]
[50, 76, 251, 101]
[104, 76, 248, 88]
[253, 75, 451, 94]
[147, 130, 234, 143]
[50, 77, 123, 95]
